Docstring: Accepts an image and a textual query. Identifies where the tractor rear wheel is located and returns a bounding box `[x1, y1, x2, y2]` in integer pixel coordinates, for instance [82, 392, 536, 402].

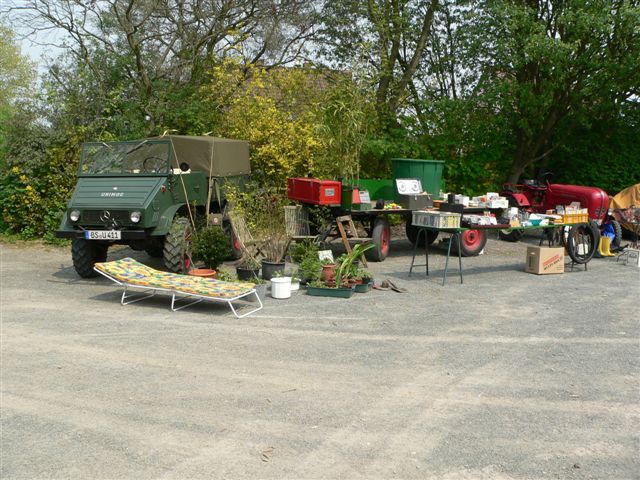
[610, 220, 623, 251]
[72, 238, 108, 278]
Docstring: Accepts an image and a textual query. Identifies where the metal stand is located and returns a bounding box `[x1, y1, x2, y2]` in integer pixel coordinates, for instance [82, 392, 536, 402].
[409, 227, 463, 286]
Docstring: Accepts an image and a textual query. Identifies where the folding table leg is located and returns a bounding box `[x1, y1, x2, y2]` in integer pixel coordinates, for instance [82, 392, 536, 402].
[457, 233, 463, 284]
[409, 228, 428, 278]
[443, 234, 453, 286]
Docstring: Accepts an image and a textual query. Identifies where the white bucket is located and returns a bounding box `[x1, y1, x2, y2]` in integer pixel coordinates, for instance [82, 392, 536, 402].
[270, 277, 292, 299]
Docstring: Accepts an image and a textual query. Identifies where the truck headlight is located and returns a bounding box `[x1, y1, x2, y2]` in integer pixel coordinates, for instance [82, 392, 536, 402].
[70, 210, 81, 222]
[130, 211, 142, 223]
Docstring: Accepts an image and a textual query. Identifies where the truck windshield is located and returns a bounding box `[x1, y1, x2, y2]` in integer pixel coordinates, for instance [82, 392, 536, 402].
[79, 141, 172, 174]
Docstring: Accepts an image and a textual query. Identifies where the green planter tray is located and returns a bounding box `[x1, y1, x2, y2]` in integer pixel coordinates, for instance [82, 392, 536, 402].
[354, 282, 373, 293]
[306, 286, 355, 298]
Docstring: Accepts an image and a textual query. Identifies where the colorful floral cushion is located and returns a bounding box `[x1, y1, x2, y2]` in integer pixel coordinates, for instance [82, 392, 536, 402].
[95, 258, 256, 299]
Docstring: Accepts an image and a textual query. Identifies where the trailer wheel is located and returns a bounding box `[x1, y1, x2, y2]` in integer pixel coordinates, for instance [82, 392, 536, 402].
[163, 217, 193, 273]
[367, 218, 391, 262]
[72, 238, 108, 278]
[454, 229, 487, 257]
[405, 218, 438, 246]
[498, 229, 523, 242]
[566, 223, 597, 264]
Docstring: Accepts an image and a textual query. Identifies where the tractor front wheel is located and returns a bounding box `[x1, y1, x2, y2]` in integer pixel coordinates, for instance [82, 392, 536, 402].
[72, 238, 108, 278]
[498, 228, 523, 242]
[163, 217, 193, 273]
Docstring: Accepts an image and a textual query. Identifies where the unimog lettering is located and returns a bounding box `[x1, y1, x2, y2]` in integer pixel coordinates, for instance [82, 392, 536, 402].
[101, 192, 124, 197]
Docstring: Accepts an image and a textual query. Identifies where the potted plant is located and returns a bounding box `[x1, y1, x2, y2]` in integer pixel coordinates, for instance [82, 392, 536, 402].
[320, 257, 337, 282]
[353, 267, 374, 293]
[190, 225, 231, 277]
[215, 266, 238, 282]
[306, 279, 355, 298]
[224, 181, 290, 280]
[236, 253, 261, 281]
[334, 243, 374, 287]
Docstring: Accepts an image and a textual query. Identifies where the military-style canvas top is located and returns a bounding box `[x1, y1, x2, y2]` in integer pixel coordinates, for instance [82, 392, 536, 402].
[154, 135, 251, 176]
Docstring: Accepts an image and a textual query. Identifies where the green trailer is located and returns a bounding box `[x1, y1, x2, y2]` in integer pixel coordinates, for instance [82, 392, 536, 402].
[339, 157, 487, 260]
[305, 158, 447, 262]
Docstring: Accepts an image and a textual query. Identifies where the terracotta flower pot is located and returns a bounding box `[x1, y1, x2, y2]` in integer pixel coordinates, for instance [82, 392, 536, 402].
[188, 268, 217, 278]
[321, 263, 336, 282]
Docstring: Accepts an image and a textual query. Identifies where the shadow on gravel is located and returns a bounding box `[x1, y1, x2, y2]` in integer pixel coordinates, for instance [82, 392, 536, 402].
[88, 290, 251, 319]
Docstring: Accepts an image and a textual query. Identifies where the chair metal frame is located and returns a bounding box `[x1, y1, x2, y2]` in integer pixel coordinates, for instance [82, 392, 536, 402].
[95, 266, 263, 318]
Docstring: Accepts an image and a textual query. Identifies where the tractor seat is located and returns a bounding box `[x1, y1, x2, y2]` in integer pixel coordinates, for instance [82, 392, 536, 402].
[523, 179, 542, 188]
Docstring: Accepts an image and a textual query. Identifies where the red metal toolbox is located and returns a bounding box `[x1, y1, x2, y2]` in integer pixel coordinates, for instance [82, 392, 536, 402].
[287, 178, 342, 205]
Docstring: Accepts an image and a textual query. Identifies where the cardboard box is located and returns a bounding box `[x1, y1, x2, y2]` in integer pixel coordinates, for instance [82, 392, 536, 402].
[525, 246, 564, 275]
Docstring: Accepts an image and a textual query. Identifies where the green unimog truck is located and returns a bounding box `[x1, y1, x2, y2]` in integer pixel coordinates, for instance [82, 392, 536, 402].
[55, 135, 250, 277]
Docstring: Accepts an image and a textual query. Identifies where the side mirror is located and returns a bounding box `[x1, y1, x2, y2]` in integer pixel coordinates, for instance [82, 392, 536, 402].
[179, 162, 190, 172]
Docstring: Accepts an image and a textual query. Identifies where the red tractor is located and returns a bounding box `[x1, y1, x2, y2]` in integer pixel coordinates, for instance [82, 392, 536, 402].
[499, 175, 621, 249]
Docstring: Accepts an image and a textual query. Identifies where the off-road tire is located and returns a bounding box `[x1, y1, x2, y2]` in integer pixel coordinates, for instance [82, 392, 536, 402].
[72, 238, 108, 278]
[163, 217, 192, 273]
[405, 218, 438, 247]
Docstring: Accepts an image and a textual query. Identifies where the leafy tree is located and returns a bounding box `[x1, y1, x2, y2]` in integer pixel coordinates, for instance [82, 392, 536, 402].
[11, 0, 320, 134]
[0, 22, 35, 159]
[0, 23, 34, 106]
[320, 0, 439, 130]
[469, 0, 640, 183]
[204, 62, 325, 183]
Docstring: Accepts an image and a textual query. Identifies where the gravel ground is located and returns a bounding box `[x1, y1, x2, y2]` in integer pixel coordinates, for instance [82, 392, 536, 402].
[1, 233, 639, 479]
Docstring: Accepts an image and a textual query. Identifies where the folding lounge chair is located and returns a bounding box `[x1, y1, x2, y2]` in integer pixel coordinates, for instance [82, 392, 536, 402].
[94, 258, 263, 318]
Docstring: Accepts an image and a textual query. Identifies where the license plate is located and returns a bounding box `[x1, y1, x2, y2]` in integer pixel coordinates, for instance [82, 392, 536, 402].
[85, 230, 121, 240]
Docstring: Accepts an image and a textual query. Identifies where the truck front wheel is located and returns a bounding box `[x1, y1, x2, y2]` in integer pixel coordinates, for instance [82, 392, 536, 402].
[163, 217, 193, 273]
[72, 238, 108, 278]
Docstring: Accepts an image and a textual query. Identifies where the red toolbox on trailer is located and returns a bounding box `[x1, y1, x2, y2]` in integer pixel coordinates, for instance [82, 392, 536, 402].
[287, 178, 342, 205]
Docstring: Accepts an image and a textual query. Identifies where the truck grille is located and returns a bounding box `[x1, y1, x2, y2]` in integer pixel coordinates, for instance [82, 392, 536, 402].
[81, 210, 132, 227]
